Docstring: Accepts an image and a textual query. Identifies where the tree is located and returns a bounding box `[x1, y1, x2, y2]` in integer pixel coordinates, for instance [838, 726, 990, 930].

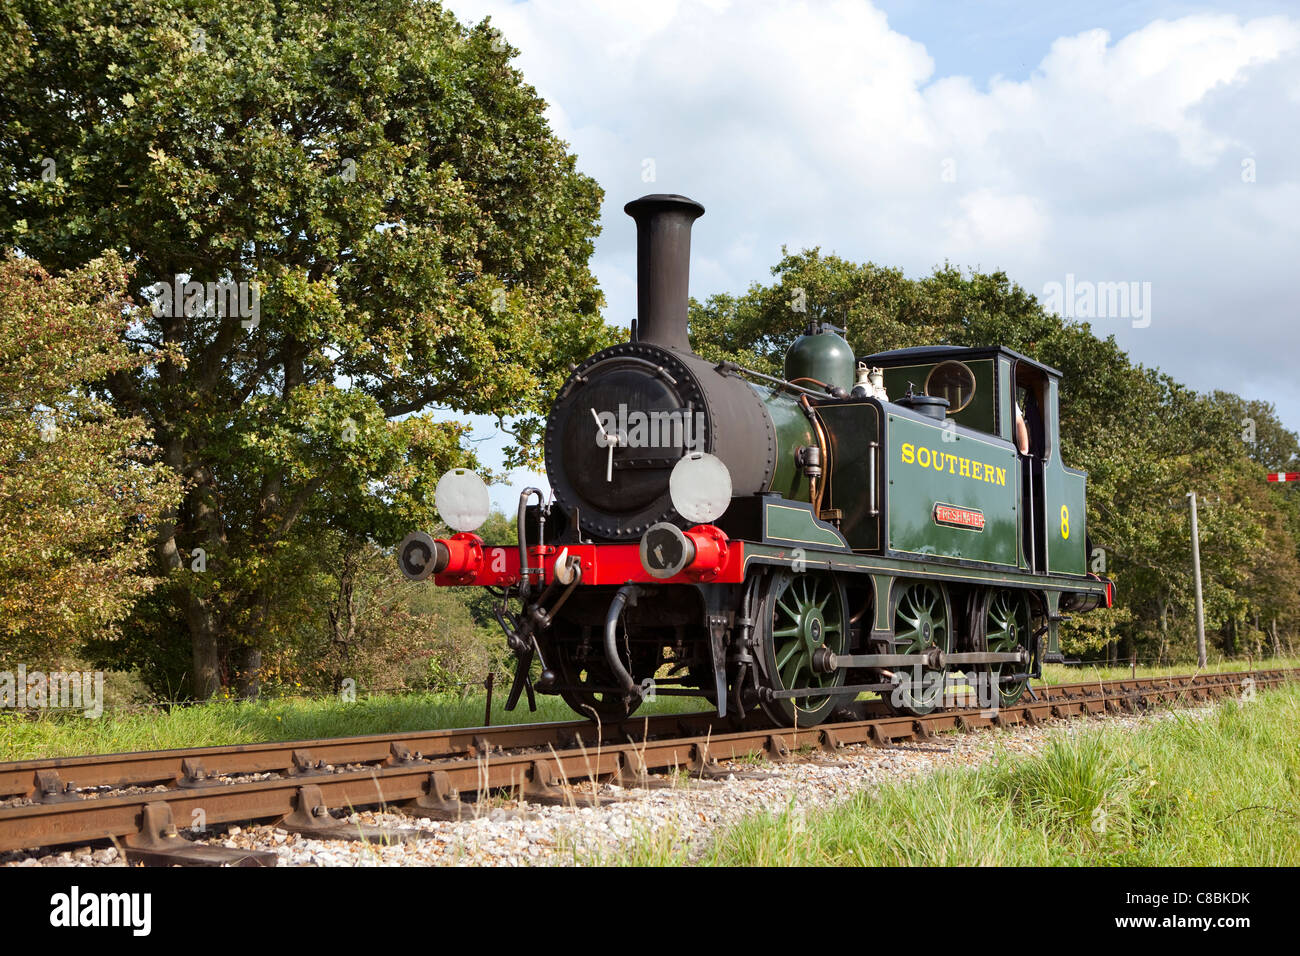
[0, 254, 180, 664]
[314, 534, 494, 696]
[1208, 392, 1300, 473]
[689, 249, 966, 373]
[1, 0, 615, 695]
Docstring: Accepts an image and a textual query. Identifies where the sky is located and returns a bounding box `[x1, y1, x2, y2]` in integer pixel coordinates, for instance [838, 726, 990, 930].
[440, 0, 1300, 512]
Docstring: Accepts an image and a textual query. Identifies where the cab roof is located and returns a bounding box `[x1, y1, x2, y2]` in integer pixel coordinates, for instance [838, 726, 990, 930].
[857, 345, 1061, 378]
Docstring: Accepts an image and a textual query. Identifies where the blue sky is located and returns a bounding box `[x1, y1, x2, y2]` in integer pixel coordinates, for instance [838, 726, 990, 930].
[442, 0, 1300, 512]
[874, 1, 1300, 81]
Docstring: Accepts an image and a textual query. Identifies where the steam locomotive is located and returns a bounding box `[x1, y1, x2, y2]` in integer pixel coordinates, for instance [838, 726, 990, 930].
[399, 194, 1113, 727]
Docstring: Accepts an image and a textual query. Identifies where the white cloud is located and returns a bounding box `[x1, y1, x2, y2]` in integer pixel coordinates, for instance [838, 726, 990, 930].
[448, 0, 1300, 436]
[943, 189, 1049, 250]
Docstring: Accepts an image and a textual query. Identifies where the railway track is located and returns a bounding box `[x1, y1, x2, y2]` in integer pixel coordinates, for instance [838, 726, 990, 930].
[0, 668, 1291, 865]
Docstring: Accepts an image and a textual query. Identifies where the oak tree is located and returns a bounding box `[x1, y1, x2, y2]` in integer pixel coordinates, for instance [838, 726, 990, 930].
[2, 0, 613, 695]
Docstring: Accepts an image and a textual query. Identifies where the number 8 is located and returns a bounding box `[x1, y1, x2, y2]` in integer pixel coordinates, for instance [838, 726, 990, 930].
[1060, 505, 1070, 539]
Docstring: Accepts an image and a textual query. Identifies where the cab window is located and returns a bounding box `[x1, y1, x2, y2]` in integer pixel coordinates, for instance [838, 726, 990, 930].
[924, 361, 976, 413]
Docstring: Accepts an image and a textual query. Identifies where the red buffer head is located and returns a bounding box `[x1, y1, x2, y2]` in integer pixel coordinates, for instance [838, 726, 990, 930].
[398, 531, 484, 585]
[638, 522, 730, 582]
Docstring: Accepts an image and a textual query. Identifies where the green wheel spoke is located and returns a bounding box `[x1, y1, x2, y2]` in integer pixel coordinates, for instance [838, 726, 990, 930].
[775, 641, 801, 670]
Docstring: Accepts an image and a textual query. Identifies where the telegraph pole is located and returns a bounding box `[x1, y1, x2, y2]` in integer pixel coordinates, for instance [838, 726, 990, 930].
[1187, 491, 1207, 668]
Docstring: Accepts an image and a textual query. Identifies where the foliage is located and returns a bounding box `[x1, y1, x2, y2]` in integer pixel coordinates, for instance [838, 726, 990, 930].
[0, 254, 180, 663]
[305, 533, 507, 695]
[0, 0, 616, 695]
[86, 523, 516, 697]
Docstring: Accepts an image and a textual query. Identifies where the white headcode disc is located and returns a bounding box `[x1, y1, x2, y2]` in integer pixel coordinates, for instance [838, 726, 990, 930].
[669, 452, 732, 524]
[435, 469, 491, 532]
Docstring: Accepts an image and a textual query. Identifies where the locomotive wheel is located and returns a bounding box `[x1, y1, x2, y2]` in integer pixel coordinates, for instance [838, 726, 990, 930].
[757, 570, 850, 727]
[983, 589, 1031, 708]
[888, 580, 951, 716]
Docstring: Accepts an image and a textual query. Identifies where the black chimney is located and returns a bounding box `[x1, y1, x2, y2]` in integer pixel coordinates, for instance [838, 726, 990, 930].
[624, 194, 704, 352]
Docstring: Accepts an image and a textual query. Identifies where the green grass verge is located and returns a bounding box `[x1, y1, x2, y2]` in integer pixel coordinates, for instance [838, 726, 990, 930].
[0, 691, 709, 762]
[618, 683, 1300, 866]
[3, 655, 1291, 764]
[1039, 655, 1300, 687]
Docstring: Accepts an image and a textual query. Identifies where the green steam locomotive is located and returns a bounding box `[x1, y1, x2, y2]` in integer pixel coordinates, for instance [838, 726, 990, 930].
[399, 194, 1112, 727]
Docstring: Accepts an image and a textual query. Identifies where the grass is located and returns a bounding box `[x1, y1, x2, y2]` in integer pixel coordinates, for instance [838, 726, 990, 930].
[0, 689, 709, 762]
[617, 683, 1300, 866]
[851, 654, 1300, 704]
[1039, 654, 1300, 687]
[4, 654, 1292, 764]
